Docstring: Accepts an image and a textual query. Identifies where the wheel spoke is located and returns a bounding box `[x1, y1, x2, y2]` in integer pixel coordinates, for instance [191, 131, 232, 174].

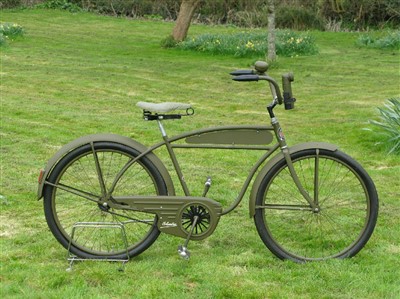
[45, 181, 100, 202]
[314, 150, 319, 206]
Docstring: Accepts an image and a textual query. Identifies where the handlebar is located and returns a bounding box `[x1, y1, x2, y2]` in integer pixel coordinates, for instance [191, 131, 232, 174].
[230, 61, 296, 110]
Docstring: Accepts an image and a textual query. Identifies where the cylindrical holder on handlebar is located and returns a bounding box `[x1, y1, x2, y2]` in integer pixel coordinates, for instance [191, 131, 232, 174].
[282, 73, 296, 110]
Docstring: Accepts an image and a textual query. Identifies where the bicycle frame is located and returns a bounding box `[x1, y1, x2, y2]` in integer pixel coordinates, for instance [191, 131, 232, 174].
[108, 123, 281, 216]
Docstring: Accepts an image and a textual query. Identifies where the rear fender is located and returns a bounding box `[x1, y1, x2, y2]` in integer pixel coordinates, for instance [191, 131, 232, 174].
[37, 134, 175, 199]
[249, 142, 338, 217]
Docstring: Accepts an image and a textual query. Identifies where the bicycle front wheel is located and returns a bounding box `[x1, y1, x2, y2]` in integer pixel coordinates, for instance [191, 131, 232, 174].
[254, 149, 378, 262]
[43, 142, 167, 259]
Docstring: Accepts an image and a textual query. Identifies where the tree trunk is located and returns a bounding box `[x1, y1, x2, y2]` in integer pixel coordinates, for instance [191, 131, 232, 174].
[172, 0, 200, 42]
[267, 0, 276, 62]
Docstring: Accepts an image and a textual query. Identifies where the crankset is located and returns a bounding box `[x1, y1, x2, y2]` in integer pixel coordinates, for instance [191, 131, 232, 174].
[110, 195, 223, 240]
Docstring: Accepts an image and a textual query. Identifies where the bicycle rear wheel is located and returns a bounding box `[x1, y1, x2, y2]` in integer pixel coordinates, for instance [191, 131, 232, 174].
[43, 142, 167, 259]
[254, 149, 378, 262]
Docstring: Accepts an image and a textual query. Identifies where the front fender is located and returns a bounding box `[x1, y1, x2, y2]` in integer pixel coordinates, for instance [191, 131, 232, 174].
[37, 134, 175, 199]
[249, 142, 338, 217]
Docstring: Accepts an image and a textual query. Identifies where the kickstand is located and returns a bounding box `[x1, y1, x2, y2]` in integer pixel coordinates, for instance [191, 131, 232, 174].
[177, 216, 199, 260]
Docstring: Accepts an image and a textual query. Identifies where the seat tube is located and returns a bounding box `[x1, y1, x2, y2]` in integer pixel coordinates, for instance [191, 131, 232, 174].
[157, 120, 191, 196]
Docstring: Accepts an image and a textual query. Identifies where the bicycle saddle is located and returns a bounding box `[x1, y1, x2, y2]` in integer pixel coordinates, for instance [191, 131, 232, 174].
[137, 101, 192, 113]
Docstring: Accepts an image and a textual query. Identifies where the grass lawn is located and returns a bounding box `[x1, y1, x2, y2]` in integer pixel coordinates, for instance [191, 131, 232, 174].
[1, 9, 399, 299]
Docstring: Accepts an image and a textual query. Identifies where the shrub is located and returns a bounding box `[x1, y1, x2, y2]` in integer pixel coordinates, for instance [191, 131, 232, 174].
[0, 33, 7, 47]
[357, 31, 400, 50]
[177, 30, 318, 58]
[276, 5, 324, 30]
[277, 31, 318, 57]
[0, 23, 24, 46]
[160, 35, 178, 49]
[368, 98, 400, 154]
[35, 0, 82, 12]
[0, 22, 24, 37]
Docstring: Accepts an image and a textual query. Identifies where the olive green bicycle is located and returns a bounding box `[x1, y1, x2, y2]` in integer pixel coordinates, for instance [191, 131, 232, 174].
[37, 61, 378, 263]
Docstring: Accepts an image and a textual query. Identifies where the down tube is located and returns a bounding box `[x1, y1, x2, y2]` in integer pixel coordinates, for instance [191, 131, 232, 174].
[221, 143, 280, 215]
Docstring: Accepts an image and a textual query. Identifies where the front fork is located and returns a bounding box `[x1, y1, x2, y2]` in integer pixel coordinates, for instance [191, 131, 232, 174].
[268, 103, 319, 212]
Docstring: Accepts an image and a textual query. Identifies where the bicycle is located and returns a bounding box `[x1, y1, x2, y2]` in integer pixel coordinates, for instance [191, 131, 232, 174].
[37, 61, 379, 263]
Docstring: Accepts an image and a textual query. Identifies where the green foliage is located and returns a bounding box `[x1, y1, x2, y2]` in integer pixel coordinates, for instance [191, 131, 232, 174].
[177, 31, 318, 58]
[0, 22, 24, 37]
[358, 31, 400, 50]
[35, 0, 82, 12]
[160, 35, 178, 48]
[318, 0, 400, 30]
[4, 0, 399, 30]
[0, 22, 24, 46]
[368, 99, 400, 154]
[276, 5, 324, 30]
[0, 33, 6, 46]
[277, 31, 318, 57]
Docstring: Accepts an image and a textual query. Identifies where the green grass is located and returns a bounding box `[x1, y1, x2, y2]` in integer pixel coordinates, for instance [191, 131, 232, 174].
[1, 9, 400, 299]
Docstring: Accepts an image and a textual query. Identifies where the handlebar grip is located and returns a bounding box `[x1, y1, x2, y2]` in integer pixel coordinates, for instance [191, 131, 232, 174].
[282, 73, 296, 110]
[232, 75, 259, 82]
[230, 70, 255, 76]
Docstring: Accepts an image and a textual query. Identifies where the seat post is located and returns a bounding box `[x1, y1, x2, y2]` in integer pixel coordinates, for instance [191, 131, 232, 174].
[157, 120, 167, 137]
[157, 119, 191, 196]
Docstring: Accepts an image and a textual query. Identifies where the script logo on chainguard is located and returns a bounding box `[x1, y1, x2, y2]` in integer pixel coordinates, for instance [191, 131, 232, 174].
[161, 221, 178, 228]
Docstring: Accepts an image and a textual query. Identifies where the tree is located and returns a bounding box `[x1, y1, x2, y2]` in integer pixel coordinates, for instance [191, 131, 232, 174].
[267, 0, 276, 62]
[172, 0, 200, 42]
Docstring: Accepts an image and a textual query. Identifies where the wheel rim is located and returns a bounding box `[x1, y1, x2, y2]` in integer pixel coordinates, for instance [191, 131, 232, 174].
[49, 144, 163, 257]
[260, 152, 371, 261]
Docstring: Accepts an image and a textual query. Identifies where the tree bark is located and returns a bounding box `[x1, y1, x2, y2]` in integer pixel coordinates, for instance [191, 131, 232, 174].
[267, 0, 276, 62]
[172, 0, 200, 42]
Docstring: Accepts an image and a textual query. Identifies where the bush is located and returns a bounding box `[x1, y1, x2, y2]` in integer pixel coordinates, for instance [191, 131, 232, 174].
[368, 98, 400, 154]
[318, 0, 400, 30]
[276, 5, 324, 30]
[1, 0, 42, 9]
[357, 31, 400, 50]
[5, 0, 398, 30]
[277, 31, 318, 57]
[0, 22, 24, 46]
[177, 30, 318, 58]
[35, 0, 82, 12]
[0, 33, 7, 47]
[160, 35, 178, 48]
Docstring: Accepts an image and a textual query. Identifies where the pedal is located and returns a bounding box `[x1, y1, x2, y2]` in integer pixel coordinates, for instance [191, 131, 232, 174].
[202, 176, 212, 197]
[177, 245, 190, 260]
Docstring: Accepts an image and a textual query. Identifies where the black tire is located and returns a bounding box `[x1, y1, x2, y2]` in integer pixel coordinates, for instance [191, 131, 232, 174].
[254, 149, 378, 262]
[43, 142, 167, 259]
